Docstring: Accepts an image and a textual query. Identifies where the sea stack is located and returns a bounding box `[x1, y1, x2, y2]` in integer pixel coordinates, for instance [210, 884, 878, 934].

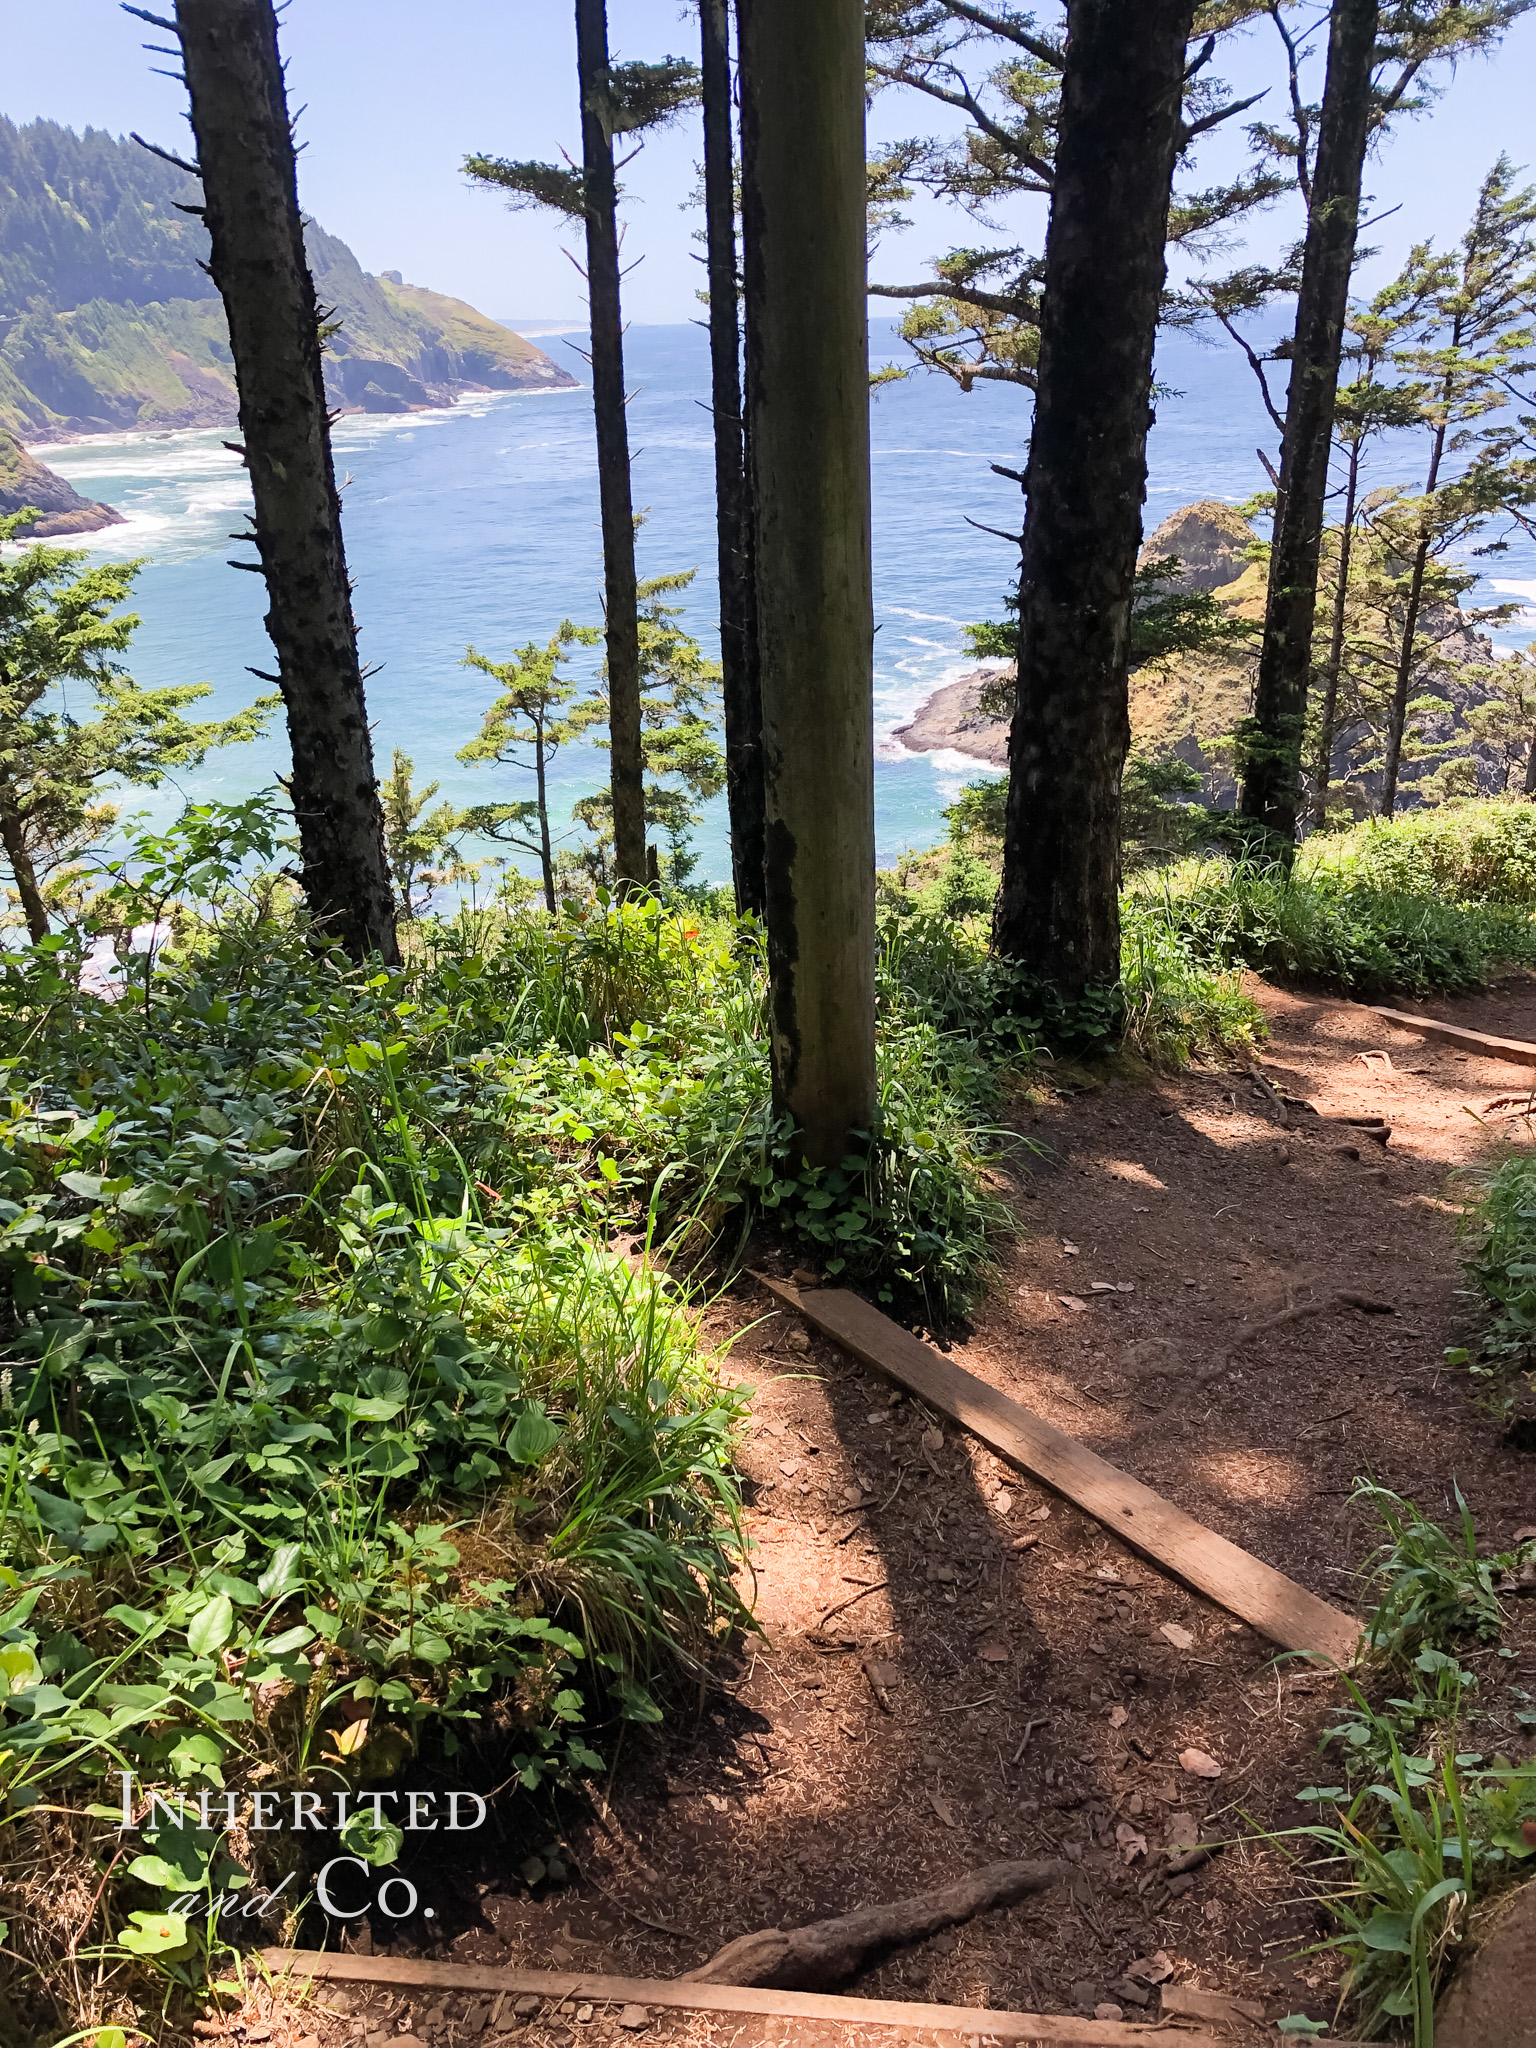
[0, 429, 123, 537]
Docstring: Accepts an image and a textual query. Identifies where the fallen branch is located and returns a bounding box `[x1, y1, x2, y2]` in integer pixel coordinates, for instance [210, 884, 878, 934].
[682, 1858, 1073, 1989]
[816, 1579, 888, 1627]
[1246, 1064, 1289, 1127]
[1228, 1289, 1395, 1354]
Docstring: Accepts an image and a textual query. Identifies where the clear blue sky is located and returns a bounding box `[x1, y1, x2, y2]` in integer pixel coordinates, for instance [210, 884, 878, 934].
[1, 1, 1532, 326]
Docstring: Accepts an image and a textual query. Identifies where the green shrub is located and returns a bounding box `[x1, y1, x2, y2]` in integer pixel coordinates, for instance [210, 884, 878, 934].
[1132, 855, 1536, 996]
[1314, 800, 1536, 908]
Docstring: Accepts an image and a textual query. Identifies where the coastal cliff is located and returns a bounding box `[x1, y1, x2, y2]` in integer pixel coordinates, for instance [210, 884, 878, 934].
[0, 117, 575, 441]
[893, 500, 1255, 764]
[0, 427, 122, 535]
[893, 498, 1521, 812]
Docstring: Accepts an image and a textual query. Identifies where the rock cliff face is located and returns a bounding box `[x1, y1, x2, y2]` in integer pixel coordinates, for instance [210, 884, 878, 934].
[0, 428, 122, 536]
[1139, 498, 1254, 592]
[891, 500, 1517, 814]
[893, 670, 1011, 765]
[893, 501, 1255, 765]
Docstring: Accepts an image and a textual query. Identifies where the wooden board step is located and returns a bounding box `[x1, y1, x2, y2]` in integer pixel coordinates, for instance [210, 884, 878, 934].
[1371, 1005, 1536, 1068]
[263, 1949, 1228, 2044]
[756, 1277, 1360, 1668]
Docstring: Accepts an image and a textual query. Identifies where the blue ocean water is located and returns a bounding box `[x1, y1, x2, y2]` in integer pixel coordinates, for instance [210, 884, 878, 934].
[34, 319, 1536, 883]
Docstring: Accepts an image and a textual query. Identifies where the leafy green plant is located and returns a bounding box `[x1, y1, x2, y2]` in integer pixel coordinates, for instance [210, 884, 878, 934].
[1457, 1149, 1536, 1389]
[1355, 1482, 1504, 1659]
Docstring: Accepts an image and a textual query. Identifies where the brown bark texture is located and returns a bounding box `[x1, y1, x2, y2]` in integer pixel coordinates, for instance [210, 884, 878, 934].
[992, 0, 1195, 993]
[739, 0, 877, 1169]
[575, 0, 646, 890]
[1240, 0, 1380, 841]
[0, 769, 47, 943]
[174, 0, 398, 964]
[701, 0, 765, 921]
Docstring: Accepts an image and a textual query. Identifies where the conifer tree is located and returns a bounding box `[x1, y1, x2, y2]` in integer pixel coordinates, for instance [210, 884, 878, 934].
[990, 0, 1196, 994]
[740, 0, 876, 1164]
[139, 0, 400, 964]
[0, 513, 270, 941]
[465, 12, 697, 894]
[699, 0, 764, 919]
[457, 623, 604, 915]
[1375, 160, 1536, 812]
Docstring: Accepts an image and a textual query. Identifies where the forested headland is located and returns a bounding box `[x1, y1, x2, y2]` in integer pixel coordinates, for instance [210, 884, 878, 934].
[0, 118, 573, 441]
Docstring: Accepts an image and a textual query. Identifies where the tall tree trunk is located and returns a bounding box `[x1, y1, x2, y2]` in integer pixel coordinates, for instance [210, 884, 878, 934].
[1239, 0, 1379, 845]
[1380, 406, 1451, 815]
[174, 0, 398, 964]
[1523, 720, 1536, 798]
[701, 0, 764, 921]
[739, 0, 875, 1167]
[1306, 434, 1366, 826]
[534, 719, 557, 916]
[575, 0, 646, 892]
[992, 0, 1194, 993]
[0, 770, 47, 943]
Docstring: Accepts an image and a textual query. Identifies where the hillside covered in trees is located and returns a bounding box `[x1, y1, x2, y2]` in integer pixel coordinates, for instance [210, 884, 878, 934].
[0, 117, 573, 438]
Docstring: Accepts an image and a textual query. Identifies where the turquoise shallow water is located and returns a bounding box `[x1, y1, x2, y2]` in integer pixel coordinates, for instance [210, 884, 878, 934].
[34, 318, 1536, 883]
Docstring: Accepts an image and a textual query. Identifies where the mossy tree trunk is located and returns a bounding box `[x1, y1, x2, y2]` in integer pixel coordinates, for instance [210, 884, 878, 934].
[172, 0, 398, 964]
[575, 0, 646, 892]
[701, 0, 764, 921]
[739, 0, 875, 1166]
[991, 0, 1194, 995]
[1240, 0, 1379, 843]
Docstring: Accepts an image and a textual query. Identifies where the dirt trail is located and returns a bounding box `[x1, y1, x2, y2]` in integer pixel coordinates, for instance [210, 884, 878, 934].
[270, 977, 1536, 2048]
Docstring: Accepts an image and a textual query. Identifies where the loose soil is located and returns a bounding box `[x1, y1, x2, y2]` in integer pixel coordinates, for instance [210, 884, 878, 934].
[221, 977, 1536, 2048]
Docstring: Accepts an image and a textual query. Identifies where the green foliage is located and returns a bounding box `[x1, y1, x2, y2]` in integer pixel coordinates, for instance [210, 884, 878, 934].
[380, 750, 477, 918]
[1131, 851, 1536, 997]
[1457, 1148, 1536, 1389]
[0, 116, 216, 318]
[0, 515, 272, 931]
[457, 623, 605, 913]
[963, 555, 1255, 720]
[570, 571, 726, 886]
[0, 800, 780, 2026]
[1317, 798, 1536, 908]
[1276, 1480, 1536, 2045]
[1121, 752, 1205, 863]
[461, 159, 587, 222]
[1355, 1483, 1505, 1660]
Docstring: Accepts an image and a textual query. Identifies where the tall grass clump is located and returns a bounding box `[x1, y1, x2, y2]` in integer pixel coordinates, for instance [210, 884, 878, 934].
[1450, 1152, 1536, 1443]
[1270, 1485, 1536, 2044]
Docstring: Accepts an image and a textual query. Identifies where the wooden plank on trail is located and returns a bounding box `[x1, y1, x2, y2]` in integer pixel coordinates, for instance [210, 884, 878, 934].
[756, 1277, 1360, 1668]
[263, 1949, 1222, 2044]
[1371, 1005, 1536, 1068]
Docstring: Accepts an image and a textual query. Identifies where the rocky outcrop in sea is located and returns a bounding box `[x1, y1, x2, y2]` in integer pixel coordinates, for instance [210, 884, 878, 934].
[0, 428, 122, 536]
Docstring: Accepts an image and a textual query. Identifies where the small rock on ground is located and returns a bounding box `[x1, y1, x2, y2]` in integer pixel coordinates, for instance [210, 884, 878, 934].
[617, 2008, 651, 2032]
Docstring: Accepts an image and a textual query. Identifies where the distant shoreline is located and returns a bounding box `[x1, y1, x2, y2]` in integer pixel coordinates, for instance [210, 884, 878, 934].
[24, 380, 584, 454]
